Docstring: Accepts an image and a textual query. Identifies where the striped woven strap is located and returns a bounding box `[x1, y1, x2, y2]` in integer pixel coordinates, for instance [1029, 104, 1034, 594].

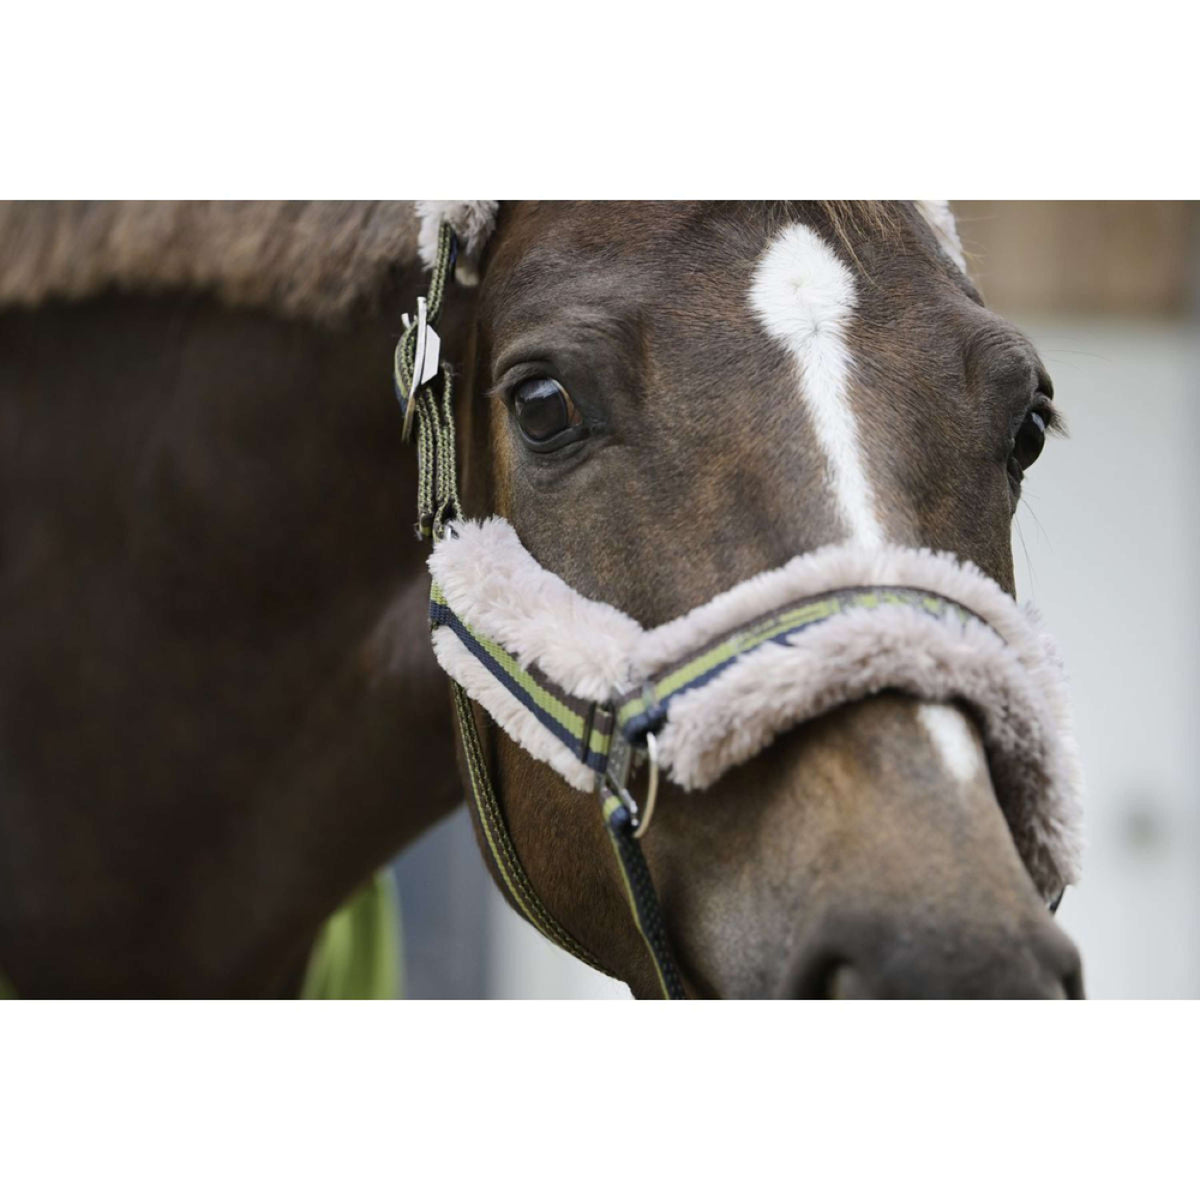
[429, 581, 616, 774]
[429, 581, 987, 788]
[612, 586, 986, 742]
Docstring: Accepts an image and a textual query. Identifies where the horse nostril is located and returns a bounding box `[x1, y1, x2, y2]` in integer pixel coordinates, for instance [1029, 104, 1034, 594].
[782, 948, 872, 999]
[782, 915, 1086, 999]
[781, 947, 847, 999]
[825, 962, 868, 999]
[1038, 921, 1086, 999]
[1064, 961, 1085, 999]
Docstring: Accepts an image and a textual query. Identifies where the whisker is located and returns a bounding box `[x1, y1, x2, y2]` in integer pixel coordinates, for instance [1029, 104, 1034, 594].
[1014, 509, 1037, 595]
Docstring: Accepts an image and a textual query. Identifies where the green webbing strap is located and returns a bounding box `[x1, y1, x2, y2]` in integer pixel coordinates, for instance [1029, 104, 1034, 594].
[394, 221, 460, 539]
[452, 681, 607, 973]
[612, 587, 986, 742]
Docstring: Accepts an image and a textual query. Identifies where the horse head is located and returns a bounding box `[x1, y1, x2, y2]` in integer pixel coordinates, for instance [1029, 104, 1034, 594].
[431, 200, 1083, 998]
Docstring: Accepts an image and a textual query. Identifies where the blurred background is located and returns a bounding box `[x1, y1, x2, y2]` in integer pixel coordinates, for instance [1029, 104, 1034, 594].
[390, 201, 1200, 998]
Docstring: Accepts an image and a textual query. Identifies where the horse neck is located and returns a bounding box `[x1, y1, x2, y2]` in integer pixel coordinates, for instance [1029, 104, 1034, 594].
[0, 291, 459, 995]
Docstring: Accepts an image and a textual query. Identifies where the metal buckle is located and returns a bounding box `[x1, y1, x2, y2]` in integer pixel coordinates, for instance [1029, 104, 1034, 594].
[606, 730, 635, 794]
[597, 729, 661, 841]
[597, 732, 638, 826]
[400, 296, 442, 441]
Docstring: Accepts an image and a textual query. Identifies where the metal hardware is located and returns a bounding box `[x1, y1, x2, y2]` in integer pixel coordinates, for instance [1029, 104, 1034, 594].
[401, 296, 442, 441]
[597, 731, 639, 829]
[606, 729, 635, 794]
[598, 727, 659, 840]
[633, 731, 660, 840]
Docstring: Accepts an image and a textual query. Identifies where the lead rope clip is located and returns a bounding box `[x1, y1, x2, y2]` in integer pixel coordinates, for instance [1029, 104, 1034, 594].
[598, 729, 660, 841]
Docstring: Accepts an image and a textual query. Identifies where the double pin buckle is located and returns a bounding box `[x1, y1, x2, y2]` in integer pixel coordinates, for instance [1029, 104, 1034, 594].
[400, 296, 442, 441]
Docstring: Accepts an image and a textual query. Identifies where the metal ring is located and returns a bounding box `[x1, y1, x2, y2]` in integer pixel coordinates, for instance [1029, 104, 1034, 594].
[633, 731, 660, 840]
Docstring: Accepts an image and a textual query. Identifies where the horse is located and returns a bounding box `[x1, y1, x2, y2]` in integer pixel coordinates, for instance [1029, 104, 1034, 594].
[0, 200, 1084, 997]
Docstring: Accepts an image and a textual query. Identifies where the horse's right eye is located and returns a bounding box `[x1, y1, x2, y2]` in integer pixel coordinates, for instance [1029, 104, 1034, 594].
[1009, 404, 1051, 485]
[1012, 408, 1046, 471]
[512, 377, 584, 450]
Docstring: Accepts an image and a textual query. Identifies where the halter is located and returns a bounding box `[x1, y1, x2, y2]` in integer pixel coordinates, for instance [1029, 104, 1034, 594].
[395, 224, 1083, 999]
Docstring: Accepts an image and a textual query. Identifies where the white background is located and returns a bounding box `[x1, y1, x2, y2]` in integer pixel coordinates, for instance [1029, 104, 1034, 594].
[5, 5, 1198, 1192]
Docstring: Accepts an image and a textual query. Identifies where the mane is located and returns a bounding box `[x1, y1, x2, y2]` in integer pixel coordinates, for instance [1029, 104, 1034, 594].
[772, 201, 967, 276]
[0, 201, 422, 323]
[814, 200, 903, 240]
[0, 201, 965, 323]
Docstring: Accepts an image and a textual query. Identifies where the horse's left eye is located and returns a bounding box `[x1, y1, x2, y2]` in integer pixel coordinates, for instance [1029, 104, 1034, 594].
[511, 377, 583, 449]
[1012, 409, 1047, 473]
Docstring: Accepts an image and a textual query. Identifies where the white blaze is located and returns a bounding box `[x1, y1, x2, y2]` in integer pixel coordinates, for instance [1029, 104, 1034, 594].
[749, 223, 883, 548]
[917, 703, 987, 785]
[749, 224, 990, 794]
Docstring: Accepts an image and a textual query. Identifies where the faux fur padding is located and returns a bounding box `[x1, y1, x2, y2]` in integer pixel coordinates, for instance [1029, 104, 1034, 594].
[431, 626, 600, 792]
[430, 517, 1083, 899]
[0, 201, 422, 322]
[915, 201, 968, 274]
[416, 201, 499, 286]
[658, 606, 1080, 899]
[429, 517, 642, 701]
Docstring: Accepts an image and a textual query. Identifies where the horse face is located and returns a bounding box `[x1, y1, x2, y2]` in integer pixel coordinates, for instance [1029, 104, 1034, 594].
[466, 201, 1082, 998]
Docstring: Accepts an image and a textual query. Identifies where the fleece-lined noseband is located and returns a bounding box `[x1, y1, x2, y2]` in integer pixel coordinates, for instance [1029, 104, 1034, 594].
[396, 220, 1084, 999]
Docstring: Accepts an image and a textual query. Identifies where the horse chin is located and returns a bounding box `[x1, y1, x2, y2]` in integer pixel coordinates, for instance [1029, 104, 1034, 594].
[647, 694, 1083, 1000]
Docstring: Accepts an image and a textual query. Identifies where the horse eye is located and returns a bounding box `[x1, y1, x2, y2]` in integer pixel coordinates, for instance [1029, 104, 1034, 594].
[512, 377, 580, 447]
[1012, 409, 1047, 473]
